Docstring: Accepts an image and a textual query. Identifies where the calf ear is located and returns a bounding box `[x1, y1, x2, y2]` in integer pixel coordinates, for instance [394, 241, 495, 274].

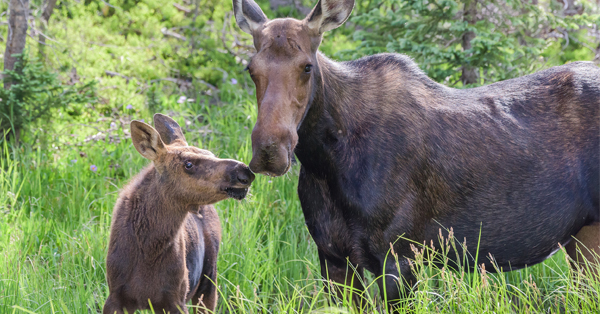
[153, 113, 188, 147]
[233, 0, 268, 34]
[305, 0, 354, 35]
[130, 120, 166, 161]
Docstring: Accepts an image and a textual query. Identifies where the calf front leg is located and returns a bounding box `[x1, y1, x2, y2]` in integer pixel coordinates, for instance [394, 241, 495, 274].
[191, 225, 220, 314]
[102, 294, 137, 314]
[191, 272, 218, 314]
[102, 294, 124, 314]
[318, 250, 367, 310]
[160, 304, 188, 314]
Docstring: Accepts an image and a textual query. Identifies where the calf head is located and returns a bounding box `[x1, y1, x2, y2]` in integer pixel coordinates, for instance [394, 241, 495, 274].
[234, 0, 355, 176]
[130, 113, 255, 204]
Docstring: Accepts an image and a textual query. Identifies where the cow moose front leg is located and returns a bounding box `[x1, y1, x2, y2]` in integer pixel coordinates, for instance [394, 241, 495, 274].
[566, 222, 600, 278]
[318, 250, 367, 310]
[377, 256, 416, 312]
[298, 169, 367, 309]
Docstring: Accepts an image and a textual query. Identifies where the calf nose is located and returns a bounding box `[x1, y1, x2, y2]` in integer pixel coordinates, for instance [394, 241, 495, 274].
[236, 166, 255, 186]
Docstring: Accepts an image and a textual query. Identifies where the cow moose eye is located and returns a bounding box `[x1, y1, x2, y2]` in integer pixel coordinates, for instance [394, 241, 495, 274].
[304, 64, 312, 73]
[184, 161, 193, 170]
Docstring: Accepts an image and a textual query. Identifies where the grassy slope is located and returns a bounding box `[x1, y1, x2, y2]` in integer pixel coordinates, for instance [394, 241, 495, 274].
[0, 0, 599, 313]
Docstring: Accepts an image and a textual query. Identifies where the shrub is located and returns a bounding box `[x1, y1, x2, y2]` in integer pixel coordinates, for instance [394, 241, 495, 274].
[0, 53, 97, 139]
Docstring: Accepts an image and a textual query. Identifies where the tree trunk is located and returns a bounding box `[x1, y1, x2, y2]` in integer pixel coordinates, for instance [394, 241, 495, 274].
[38, 0, 57, 61]
[461, 0, 478, 86]
[4, 0, 29, 90]
[562, 0, 582, 16]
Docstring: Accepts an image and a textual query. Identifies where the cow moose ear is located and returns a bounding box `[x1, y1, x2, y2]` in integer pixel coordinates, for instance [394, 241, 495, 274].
[153, 113, 188, 147]
[305, 0, 355, 35]
[233, 0, 268, 35]
[131, 120, 166, 161]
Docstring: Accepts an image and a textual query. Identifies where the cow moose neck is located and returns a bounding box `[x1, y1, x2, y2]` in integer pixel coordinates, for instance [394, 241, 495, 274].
[295, 52, 444, 179]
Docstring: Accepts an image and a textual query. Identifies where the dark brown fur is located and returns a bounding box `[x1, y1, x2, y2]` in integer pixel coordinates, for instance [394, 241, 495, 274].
[234, 0, 600, 309]
[103, 114, 254, 314]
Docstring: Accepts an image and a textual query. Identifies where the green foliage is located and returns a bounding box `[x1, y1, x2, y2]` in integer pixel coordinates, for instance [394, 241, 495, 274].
[145, 82, 163, 114]
[0, 0, 262, 142]
[344, 0, 599, 86]
[0, 54, 96, 138]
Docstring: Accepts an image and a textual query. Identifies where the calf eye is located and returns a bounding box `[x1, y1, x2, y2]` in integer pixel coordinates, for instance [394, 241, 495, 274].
[304, 64, 312, 73]
[184, 161, 193, 170]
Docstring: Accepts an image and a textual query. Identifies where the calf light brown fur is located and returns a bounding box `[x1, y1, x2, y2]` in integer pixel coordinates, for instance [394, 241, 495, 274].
[103, 114, 254, 314]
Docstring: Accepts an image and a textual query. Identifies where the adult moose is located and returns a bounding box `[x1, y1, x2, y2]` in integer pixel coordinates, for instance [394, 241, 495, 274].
[233, 0, 600, 308]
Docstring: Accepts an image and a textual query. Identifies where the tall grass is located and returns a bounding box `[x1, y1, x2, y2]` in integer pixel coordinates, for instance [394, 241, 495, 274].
[1, 95, 598, 313]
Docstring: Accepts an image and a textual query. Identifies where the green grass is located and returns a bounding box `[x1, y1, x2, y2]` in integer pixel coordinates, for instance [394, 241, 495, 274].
[1, 94, 599, 313]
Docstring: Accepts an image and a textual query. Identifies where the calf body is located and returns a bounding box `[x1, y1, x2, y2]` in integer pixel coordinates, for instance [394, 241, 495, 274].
[103, 114, 254, 314]
[233, 0, 600, 308]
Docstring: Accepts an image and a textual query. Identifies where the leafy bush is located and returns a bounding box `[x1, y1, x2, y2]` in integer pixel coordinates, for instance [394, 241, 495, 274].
[0, 53, 97, 139]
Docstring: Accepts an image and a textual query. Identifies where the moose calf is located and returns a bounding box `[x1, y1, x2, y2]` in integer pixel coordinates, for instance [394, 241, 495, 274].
[103, 114, 254, 314]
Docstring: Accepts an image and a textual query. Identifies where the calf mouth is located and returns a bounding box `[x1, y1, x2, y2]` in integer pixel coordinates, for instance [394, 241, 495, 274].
[223, 187, 249, 200]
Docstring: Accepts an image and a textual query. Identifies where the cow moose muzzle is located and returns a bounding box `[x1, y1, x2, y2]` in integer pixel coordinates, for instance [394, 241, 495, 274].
[249, 123, 297, 176]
